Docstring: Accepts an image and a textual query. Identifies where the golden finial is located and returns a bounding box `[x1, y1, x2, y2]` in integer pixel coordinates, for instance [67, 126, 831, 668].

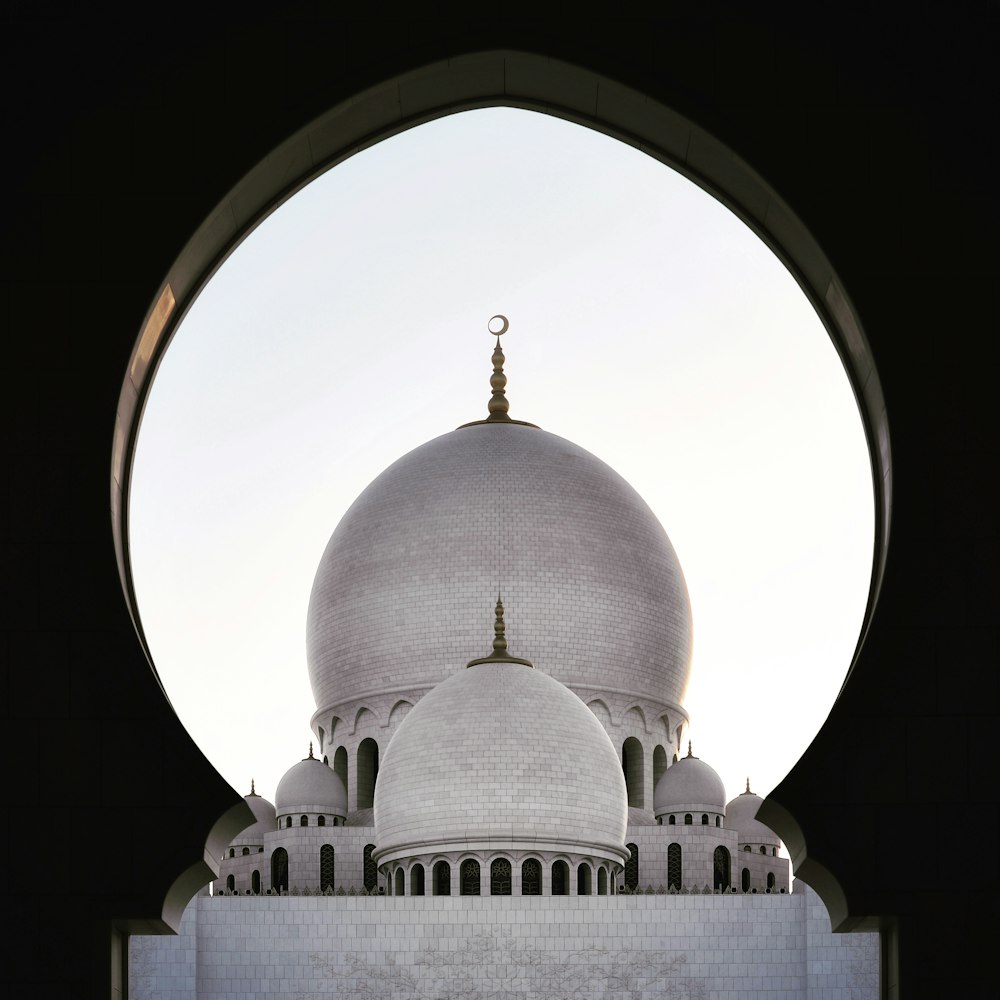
[492, 594, 508, 654]
[249, 779, 257, 796]
[486, 315, 511, 422]
[745, 777, 751, 794]
[457, 316, 539, 430]
[687, 740, 694, 758]
[467, 594, 534, 667]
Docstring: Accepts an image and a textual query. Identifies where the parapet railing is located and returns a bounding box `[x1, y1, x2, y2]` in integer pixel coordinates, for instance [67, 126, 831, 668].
[212, 883, 791, 898]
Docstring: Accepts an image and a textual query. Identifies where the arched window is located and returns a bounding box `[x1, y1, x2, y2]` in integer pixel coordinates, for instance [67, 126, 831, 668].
[653, 744, 668, 789]
[433, 860, 451, 896]
[285, 816, 292, 829]
[767, 871, 776, 890]
[357, 738, 379, 809]
[701, 814, 708, 825]
[741, 868, 750, 892]
[621, 738, 644, 808]
[490, 858, 511, 895]
[624, 844, 639, 891]
[521, 859, 541, 895]
[333, 746, 348, 802]
[242, 846, 250, 855]
[320, 844, 334, 892]
[772, 847, 777, 856]
[577, 863, 592, 895]
[667, 842, 682, 891]
[716, 816, 721, 827]
[551, 860, 569, 896]
[684, 813, 692, 825]
[410, 864, 425, 896]
[271, 848, 288, 892]
[460, 859, 481, 895]
[317, 815, 325, 827]
[744, 845, 752, 852]
[300, 815, 308, 827]
[226, 874, 235, 893]
[597, 867, 608, 895]
[251, 870, 260, 894]
[668, 815, 676, 825]
[760, 845, 767, 854]
[394, 868, 404, 896]
[363, 844, 377, 891]
[713, 846, 731, 891]
[228, 848, 235, 858]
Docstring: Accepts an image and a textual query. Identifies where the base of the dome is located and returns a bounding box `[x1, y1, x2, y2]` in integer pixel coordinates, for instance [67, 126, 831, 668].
[373, 837, 629, 870]
[456, 417, 540, 429]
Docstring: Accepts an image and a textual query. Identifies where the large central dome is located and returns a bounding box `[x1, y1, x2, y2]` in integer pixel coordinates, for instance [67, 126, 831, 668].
[307, 419, 692, 715]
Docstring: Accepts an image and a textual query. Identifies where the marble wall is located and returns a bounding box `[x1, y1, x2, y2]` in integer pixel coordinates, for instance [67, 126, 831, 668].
[130, 883, 878, 999]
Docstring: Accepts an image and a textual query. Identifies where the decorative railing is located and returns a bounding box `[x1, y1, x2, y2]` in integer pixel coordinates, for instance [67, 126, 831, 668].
[212, 883, 790, 898]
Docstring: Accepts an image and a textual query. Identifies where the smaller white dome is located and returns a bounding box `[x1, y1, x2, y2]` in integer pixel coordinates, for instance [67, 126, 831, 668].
[275, 749, 347, 815]
[374, 605, 628, 868]
[653, 746, 727, 816]
[232, 785, 277, 845]
[725, 782, 780, 844]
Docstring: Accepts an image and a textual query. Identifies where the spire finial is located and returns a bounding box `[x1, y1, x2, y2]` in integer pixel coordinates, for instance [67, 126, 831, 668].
[467, 593, 533, 668]
[486, 315, 511, 422]
[687, 740, 693, 758]
[308, 742, 314, 760]
[745, 777, 751, 794]
[457, 315, 540, 430]
[492, 594, 508, 654]
[250, 779, 257, 796]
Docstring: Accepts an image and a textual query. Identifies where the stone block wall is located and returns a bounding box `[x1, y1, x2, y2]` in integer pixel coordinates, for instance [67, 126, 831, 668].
[130, 883, 878, 999]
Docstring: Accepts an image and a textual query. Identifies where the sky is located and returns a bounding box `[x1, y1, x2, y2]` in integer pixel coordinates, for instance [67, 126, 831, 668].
[129, 107, 874, 814]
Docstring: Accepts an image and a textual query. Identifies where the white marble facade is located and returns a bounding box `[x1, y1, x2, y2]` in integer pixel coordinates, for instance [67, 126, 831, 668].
[130, 885, 879, 1000]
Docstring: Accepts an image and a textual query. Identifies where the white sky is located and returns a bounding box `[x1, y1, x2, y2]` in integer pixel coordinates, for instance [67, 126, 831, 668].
[129, 107, 874, 812]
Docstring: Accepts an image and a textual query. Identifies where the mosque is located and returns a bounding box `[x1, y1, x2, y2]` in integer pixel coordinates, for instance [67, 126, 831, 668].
[129, 320, 879, 999]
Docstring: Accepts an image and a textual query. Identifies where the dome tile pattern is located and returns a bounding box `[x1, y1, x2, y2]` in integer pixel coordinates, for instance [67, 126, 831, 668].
[232, 792, 277, 845]
[275, 756, 347, 814]
[725, 787, 780, 844]
[373, 659, 627, 859]
[653, 751, 727, 814]
[307, 423, 692, 714]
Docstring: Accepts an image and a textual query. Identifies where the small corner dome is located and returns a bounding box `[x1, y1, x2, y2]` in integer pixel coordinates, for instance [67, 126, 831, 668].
[725, 784, 779, 844]
[232, 788, 277, 845]
[653, 749, 726, 815]
[374, 656, 628, 865]
[274, 753, 347, 815]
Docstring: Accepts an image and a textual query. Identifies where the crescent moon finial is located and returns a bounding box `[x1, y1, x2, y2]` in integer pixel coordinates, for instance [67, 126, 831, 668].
[485, 315, 511, 422]
[488, 314, 509, 337]
[457, 314, 540, 429]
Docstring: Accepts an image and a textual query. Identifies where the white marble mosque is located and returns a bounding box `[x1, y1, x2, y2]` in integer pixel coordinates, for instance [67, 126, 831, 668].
[130, 320, 879, 999]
